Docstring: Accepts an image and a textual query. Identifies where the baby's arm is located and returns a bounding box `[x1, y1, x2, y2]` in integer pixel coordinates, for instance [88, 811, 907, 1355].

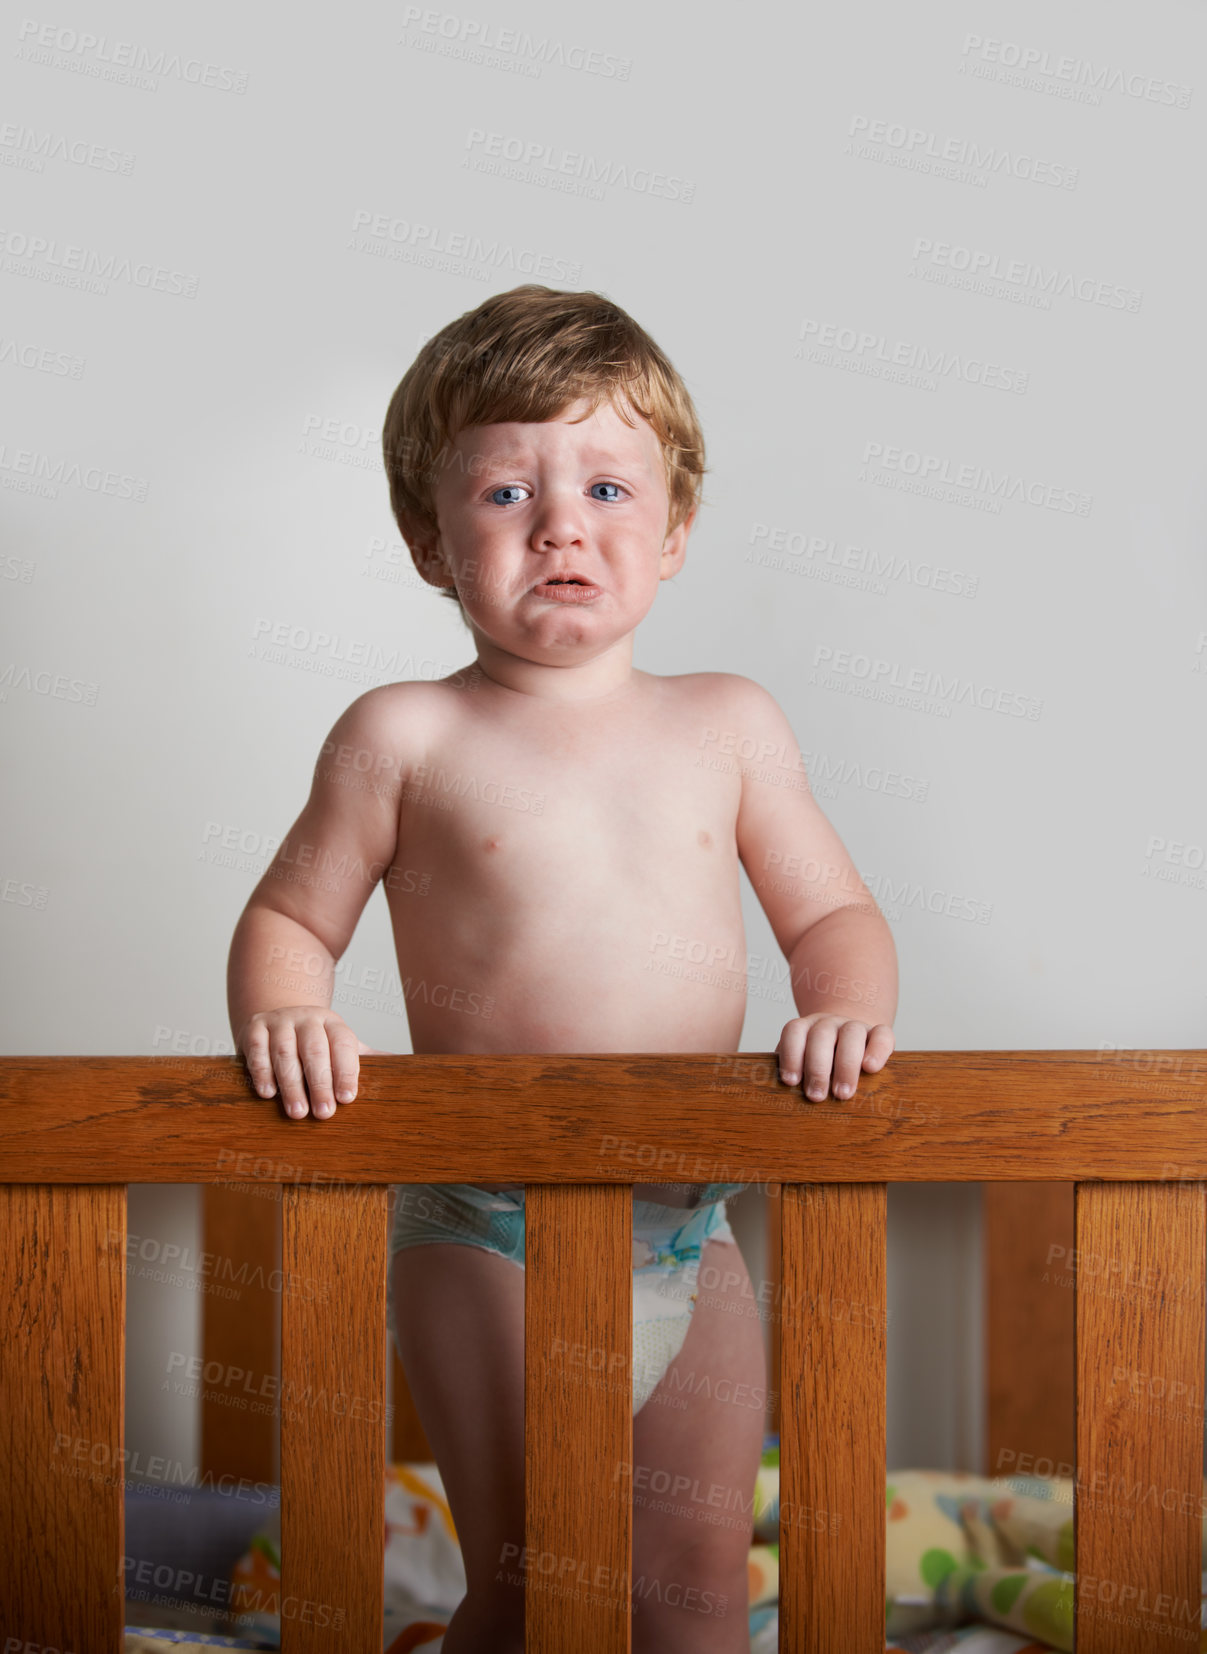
[727, 676, 899, 1100]
[227, 687, 405, 1120]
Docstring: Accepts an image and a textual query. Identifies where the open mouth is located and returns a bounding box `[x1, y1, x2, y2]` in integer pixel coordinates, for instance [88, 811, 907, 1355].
[533, 575, 603, 601]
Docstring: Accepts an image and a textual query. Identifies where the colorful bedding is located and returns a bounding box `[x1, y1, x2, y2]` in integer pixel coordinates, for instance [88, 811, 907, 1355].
[139, 1444, 1207, 1651]
[120, 1629, 1055, 1653]
[125, 1639, 267, 1650]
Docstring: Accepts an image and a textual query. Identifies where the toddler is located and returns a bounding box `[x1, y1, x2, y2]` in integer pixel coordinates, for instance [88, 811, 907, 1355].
[227, 284, 898, 1653]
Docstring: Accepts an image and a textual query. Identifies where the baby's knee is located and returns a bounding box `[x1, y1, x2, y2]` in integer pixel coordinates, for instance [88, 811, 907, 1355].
[635, 1525, 750, 1613]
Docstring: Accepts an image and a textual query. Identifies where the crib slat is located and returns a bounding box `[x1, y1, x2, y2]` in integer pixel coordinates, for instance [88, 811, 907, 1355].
[525, 1183, 631, 1652]
[280, 1184, 388, 1650]
[1074, 1181, 1206, 1651]
[984, 1181, 1075, 1477]
[201, 1182, 280, 1484]
[779, 1183, 887, 1651]
[0, 1184, 125, 1649]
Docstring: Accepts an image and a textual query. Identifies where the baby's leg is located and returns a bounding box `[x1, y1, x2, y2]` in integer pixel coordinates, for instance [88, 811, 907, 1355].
[630, 1234, 766, 1654]
[391, 1241, 527, 1654]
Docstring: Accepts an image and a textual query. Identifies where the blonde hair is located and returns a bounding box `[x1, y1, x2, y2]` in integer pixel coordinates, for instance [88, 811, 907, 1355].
[381, 284, 707, 619]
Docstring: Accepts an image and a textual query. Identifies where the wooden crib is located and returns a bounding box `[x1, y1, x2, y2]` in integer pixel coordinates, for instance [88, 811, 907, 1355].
[2, 1048, 1205, 1652]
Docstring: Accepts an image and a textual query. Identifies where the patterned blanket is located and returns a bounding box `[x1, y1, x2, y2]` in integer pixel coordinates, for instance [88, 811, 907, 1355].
[119, 1447, 1207, 1651]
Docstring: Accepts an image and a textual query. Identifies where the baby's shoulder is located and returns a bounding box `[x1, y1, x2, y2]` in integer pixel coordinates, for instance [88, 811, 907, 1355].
[322, 677, 452, 770]
[342, 671, 473, 721]
[331, 676, 438, 731]
[665, 670, 767, 694]
[661, 670, 776, 717]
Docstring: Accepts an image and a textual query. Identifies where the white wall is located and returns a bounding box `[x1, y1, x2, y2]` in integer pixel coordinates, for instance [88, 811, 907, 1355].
[2, 0, 1204, 1481]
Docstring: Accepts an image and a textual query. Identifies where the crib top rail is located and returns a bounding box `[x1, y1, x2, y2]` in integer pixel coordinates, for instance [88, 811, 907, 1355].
[1, 1049, 1204, 1182]
[3, 1048, 1206, 1651]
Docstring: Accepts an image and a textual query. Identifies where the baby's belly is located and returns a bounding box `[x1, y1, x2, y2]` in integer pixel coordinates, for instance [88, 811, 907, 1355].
[393, 899, 748, 1040]
[388, 910, 749, 1210]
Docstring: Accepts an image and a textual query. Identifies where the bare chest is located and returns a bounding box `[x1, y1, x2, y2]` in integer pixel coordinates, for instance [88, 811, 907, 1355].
[397, 684, 742, 924]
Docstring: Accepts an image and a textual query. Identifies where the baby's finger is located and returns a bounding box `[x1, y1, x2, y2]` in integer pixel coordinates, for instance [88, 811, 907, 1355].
[777, 1025, 808, 1086]
[831, 1021, 870, 1099]
[243, 1025, 277, 1100]
[297, 1024, 337, 1120]
[269, 1026, 309, 1119]
[861, 1024, 896, 1071]
[327, 1021, 362, 1103]
[803, 1019, 840, 1102]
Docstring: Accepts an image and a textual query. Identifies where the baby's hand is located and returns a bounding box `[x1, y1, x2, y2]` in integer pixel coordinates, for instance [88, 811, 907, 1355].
[776, 1013, 895, 1103]
[237, 1006, 382, 1121]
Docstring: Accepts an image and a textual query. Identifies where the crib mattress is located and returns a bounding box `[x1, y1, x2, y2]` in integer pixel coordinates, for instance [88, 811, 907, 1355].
[125, 1639, 266, 1650]
[120, 1627, 1045, 1652]
[120, 1451, 1207, 1653]
[118, 1628, 1061, 1653]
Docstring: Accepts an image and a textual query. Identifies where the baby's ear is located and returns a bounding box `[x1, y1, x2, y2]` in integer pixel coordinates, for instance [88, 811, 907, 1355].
[411, 547, 454, 593]
[659, 506, 694, 580]
[395, 507, 429, 553]
[398, 511, 448, 587]
[666, 504, 697, 548]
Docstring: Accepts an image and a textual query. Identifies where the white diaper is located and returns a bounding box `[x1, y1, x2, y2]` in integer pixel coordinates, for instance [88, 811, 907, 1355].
[630, 1197, 737, 1413]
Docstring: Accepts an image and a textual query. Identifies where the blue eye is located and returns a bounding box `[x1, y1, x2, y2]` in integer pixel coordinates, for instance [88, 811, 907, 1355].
[488, 481, 625, 506]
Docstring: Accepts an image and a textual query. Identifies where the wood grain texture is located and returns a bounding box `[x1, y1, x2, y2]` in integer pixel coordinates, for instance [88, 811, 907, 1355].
[525, 1183, 631, 1652]
[0, 1183, 125, 1649]
[201, 1183, 280, 1484]
[779, 1183, 887, 1652]
[280, 1184, 388, 1652]
[2, 1051, 1206, 1182]
[1074, 1182, 1206, 1652]
[984, 1182, 1075, 1479]
[6, 1053, 1207, 1654]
